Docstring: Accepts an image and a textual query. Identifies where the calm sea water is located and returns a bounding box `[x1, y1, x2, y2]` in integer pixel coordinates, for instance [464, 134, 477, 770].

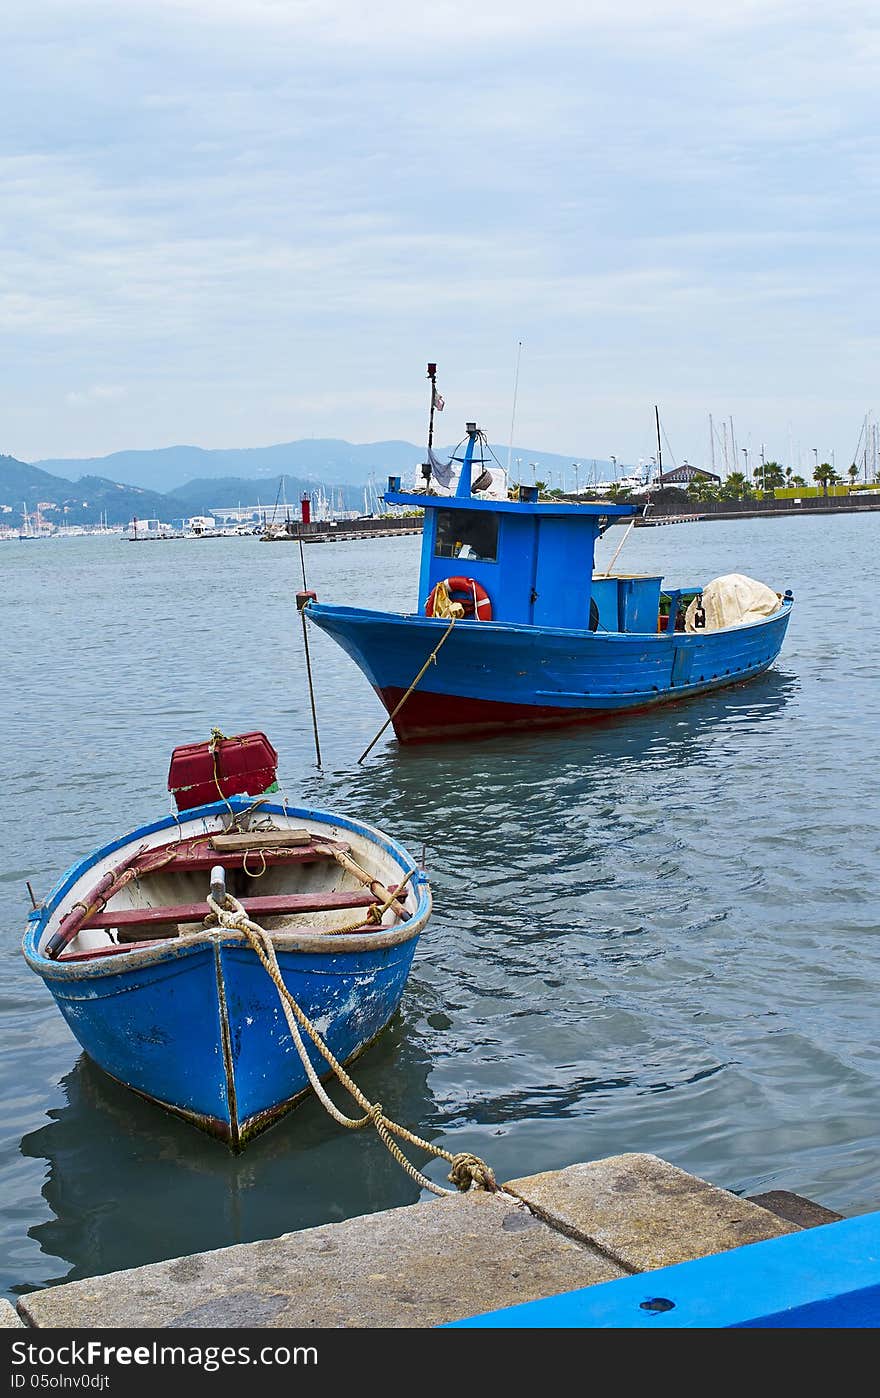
[1, 514, 878, 1303]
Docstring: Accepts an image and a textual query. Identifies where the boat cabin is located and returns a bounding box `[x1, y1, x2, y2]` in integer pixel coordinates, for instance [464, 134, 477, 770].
[385, 423, 663, 633]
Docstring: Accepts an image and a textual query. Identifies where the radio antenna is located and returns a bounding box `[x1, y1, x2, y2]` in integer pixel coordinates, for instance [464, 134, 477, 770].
[507, 340, 523, 480]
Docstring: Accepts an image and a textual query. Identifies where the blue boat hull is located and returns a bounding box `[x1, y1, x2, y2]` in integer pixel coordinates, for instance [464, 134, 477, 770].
[23, 799, 431, 1149]
[31, 934, 419, 1146]
[307, 600, 793, 742]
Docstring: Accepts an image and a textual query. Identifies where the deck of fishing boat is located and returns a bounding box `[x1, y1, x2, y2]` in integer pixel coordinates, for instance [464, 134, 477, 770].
[8, 1152, 875, 1329]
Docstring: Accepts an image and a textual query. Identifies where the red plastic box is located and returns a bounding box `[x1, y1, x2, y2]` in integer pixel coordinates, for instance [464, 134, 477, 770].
[168, 732, 279, 812]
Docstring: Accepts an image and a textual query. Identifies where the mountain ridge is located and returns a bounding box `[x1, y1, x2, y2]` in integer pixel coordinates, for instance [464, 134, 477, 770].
[3, 438, 620, 529]
[32, 438, 614, 495]
[0, 455, 356, 528]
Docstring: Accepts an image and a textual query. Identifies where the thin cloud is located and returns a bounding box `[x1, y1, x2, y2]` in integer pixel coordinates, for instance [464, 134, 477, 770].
[1, 0, 878, 461]
[65, 386, 128, 406]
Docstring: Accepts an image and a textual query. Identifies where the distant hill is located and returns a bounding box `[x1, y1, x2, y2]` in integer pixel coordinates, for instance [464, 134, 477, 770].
[33, 439, 615, 495]
[0, 455, 182, 529]
[0, 455, 77, 502]
[1, 456, 385, 529]
[34, 440, 428, 495]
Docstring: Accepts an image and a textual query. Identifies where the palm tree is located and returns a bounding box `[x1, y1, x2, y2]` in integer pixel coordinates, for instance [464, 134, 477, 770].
[762, 461, 786, 490]
[813, 461, 837, 496]
[724, 471, 751, 500]
[848, 463, 860, 489]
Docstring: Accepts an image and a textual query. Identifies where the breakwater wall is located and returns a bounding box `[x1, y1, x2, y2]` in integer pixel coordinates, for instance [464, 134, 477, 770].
[637, 495, 880, 525]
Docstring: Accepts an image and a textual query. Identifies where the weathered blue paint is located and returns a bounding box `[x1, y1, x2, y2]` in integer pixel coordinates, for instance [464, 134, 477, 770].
[307, 598, 793, 742]
[591, 576, 663, 633]
[22, 797, 431, 1149]
[409, 485, 633, 629]
[444, 1212, 880, 1328]
[306, 462, 792, 742]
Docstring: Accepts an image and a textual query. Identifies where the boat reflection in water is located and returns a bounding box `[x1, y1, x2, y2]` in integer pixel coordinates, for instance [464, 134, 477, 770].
[17, 1012, 442, 1292]
[321, 665, 800, 834]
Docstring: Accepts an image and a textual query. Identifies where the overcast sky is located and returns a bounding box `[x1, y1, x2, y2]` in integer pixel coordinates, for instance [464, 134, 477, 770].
[2, 1, 878, 471]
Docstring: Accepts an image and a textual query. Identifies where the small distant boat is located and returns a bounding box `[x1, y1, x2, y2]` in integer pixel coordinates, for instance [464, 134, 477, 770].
[22, 732, 432, 1149]
[18, 504, 51, 539]
[304, 370, 794, 743]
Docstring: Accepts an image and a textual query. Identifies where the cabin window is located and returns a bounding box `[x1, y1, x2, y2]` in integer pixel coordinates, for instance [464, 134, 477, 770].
[434, 509, 499, 563]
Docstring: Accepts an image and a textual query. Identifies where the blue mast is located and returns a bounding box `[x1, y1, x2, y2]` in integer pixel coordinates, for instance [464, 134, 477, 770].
[455, 424, 480, 498]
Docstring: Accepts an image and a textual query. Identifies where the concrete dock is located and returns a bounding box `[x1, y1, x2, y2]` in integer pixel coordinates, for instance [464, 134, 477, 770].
[7, 1153, 845, 1329]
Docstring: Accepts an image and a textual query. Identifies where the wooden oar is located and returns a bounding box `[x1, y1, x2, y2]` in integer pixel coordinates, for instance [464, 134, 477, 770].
[315, 845, 411, 921]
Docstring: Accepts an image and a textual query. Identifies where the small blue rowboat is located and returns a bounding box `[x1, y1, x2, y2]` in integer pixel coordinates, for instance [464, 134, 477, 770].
[22, 734, 431, 1149]
[305, 410, 794, 744]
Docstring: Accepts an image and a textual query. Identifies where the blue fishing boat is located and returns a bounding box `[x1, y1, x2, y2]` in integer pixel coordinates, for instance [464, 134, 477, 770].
[305, 398, 793, 744]
[22, 732, 432, 1150]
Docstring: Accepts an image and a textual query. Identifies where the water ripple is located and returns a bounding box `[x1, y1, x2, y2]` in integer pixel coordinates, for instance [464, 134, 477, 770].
[2, 518, 879, 1300]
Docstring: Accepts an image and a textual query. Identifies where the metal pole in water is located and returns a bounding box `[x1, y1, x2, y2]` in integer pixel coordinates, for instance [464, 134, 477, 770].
[298, 533, 307, 589]
[297, 598, 322, 770]
[294, 535, 322, 768]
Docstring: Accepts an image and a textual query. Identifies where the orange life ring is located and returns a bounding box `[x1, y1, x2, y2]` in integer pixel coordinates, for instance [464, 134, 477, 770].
[425, 575, 493, 621]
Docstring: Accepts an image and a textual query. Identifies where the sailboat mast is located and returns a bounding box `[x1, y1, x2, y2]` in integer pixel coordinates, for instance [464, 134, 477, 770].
[709, 413, 716, 473]
[654, 405, 663, 477]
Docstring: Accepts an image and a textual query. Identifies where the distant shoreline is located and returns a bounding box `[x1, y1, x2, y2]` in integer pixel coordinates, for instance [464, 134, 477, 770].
[635, 499, 880, 526]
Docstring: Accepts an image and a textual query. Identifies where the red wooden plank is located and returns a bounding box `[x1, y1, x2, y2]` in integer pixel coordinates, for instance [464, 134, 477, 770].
[83, 889, 381, 929]
[146, 843, 350, 874]
[58, 941, 166, 962]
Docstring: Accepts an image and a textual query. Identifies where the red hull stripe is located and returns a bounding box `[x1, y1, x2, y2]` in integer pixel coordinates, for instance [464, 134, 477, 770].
[376, 686, 631, 742]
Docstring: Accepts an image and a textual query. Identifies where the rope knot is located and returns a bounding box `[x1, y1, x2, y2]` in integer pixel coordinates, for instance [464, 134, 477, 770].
[448, 1151, 498, 1193]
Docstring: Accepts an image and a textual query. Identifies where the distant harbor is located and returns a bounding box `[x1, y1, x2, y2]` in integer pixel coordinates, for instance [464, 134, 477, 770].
[262, 515, 423, 542]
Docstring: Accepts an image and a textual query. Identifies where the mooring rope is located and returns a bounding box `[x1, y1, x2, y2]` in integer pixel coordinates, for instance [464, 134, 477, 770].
[206, 890, 500, 1197]
[208, 727, 241, 829]
[357, 614, 459, 765]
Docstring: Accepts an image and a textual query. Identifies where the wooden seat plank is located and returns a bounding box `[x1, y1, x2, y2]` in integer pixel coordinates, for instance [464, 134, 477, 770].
[145, 844, 350, 874]
[84, 889, 382, 931]
[210, 830, 315, 851]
